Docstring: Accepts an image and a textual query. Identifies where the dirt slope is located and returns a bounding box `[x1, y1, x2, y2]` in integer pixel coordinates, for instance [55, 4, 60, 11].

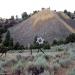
[9, 9, 75, 46]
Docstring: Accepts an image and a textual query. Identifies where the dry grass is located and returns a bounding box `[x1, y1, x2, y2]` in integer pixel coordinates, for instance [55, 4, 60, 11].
[31, 9, 54, 27]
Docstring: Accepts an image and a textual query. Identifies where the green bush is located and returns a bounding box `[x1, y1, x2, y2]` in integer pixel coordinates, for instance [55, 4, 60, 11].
[65, 33, 75, 43]
[52, 39, 64, 46]
[30, 41, 50, 49]
[0, 27, 7, 34]
[14, 42, 25, 50]
[52, 33, 75, 46]
[43, 41, 50, 49]
[52, 39, 58, 46]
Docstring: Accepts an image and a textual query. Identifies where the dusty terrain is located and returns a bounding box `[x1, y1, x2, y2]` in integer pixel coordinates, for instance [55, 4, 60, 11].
[0, 43, 75, 75]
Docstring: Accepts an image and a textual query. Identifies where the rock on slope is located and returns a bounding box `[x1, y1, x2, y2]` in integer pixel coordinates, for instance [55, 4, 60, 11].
[9, 9, 75, 46]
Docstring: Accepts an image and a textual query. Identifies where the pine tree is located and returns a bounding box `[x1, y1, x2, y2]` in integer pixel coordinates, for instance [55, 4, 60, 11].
[3, 30, 10, 47]
[0, 34, 2, 43]
[14, 42, 20, 50]
[22, 12, 29, 20]
[9, 38, 14, 49]
[19, 45, 25, 50]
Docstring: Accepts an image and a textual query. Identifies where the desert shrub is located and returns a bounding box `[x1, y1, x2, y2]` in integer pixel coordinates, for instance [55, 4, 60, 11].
[53, 63, 60, 72]
[57, 48, 64, 51]
[44, 55, 50, 61]
[19, 50, 24, 53]
[70, 50, 75, 60]
[59, 59, 72, 68]
[69, 68, 75, 75]
[28, 66, 44, 75]
[16, 55, 22, 61]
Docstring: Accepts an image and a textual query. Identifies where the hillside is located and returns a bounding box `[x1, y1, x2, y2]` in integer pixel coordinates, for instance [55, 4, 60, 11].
[9, 9, 75, 46]
[58, 12, 75, 28]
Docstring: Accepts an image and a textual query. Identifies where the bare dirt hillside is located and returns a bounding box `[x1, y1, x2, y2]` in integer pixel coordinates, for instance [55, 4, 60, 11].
[9, 9, 75, 46]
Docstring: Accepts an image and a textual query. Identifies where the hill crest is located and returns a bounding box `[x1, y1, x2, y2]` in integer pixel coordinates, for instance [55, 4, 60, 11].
[9, 9, 75, 46]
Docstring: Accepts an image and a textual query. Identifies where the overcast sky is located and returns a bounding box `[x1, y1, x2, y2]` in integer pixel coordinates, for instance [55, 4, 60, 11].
[0, 0, 75, 18]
